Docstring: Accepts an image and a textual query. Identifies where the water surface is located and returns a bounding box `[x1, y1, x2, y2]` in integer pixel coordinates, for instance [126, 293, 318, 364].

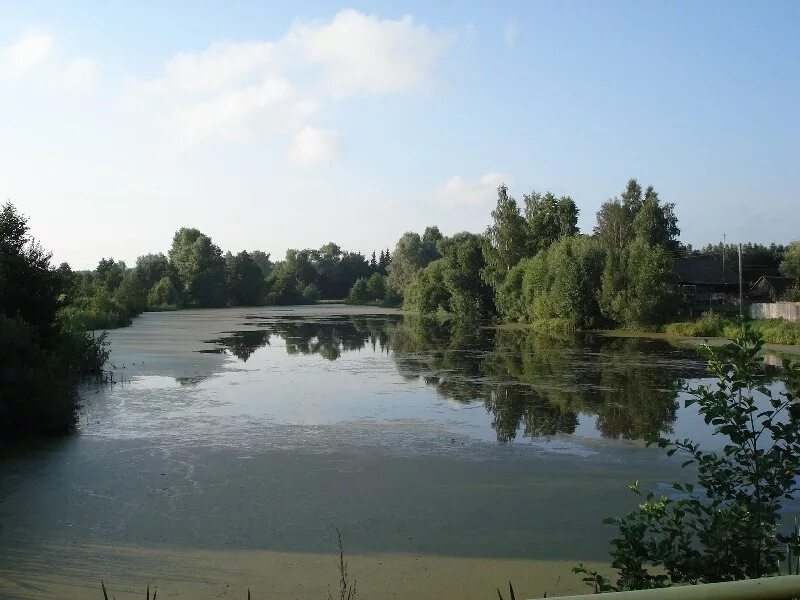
[0, 306, 790, 599]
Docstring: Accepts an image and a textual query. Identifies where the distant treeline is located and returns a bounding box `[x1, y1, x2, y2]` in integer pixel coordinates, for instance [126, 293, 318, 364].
[384, 179, 800, 329]
[56, 232, 398, 330]
[22, 176, 800, 335]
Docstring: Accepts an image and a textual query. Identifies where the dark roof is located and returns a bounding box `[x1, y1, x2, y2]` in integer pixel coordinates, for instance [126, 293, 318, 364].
[675, 256, 738, 285]
[748, 276, 794, 297]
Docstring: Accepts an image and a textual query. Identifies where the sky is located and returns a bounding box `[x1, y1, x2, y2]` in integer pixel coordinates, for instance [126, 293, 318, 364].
[0, 1, 798, 269]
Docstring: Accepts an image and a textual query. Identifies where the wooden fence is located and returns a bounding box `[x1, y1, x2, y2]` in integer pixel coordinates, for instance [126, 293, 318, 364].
[750, 302, 800, 322]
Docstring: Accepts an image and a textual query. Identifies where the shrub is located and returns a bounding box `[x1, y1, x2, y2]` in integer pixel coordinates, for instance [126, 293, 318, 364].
[664, 312, 726, 337]
[576, 325, 800, 590]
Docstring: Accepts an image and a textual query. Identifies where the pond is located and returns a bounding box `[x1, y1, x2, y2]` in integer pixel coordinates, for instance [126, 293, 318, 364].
[0, 306, 793, 599]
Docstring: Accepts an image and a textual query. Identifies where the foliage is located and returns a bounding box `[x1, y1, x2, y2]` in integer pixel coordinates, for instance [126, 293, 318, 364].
[0, 202, 109, 438]
[664, 312, 727, 338]
[664, 316, 800, 346]
[438, 232, 495, 320]
[780, 241, 800, 281]
[403, 259, 450, 314]
[345, 273, 396, 306]
[169, 227, 227, 307]
[226, 251, 266, 306]
[523, 191, 580, 255]
[496, 236, 606, 327]
[599, 239, 677, 328]
[147, 276, 179, 308]
[594, 179, 679, 252]
[575, 326, 800, 590]
[483, 185, 528, 288]
[386, 228, 441, 295]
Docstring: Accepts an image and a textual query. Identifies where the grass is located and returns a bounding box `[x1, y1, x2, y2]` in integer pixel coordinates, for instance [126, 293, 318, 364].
[664, 314, 800, 346]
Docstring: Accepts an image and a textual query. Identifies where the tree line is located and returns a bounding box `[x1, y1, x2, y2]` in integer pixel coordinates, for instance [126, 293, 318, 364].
[385, 178, 800, 329]
[57, 229, 397, 330]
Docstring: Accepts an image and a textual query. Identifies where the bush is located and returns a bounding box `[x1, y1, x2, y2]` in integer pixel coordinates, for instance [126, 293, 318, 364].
[664, 312, 726, 337]
[0, 315, 78, 436]
[576, 325, 800, 590]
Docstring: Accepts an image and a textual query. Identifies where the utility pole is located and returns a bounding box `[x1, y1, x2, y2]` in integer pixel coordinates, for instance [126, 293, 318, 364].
[722, 233, 726, 283]
[738, 243, 744, 318]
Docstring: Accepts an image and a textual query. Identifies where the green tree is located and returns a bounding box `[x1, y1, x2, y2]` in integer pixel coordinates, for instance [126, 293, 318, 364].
[168, 228, 226, 307]
[347, 277, 369, 305]
[524, 191, 580, 255]
[94, 258, 126, 292]
[387, 230, 441, 296]
[226, 251, 266, 306]
[1, 202, 108, 437]
[250, 250, 272, 278]
[632, 186, 680, 251]
[438, 232, 494, 320]
[599, 240, 677, 327]
[147, 276, 178, 307]
[403, 259, 450, 314]
[114, 270, 147, 316]
[780, 241, 800, 280]
[134, 253, 171, 292]
[576, 327, 800, 590]
[483, 185, 528, 288]
[366, 272, 387, 301]
[497, 236, 606, 326]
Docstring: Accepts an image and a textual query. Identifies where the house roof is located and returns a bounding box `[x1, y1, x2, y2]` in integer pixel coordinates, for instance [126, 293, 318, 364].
[675, 255, 738, 285]
[748, 275, 794, 296]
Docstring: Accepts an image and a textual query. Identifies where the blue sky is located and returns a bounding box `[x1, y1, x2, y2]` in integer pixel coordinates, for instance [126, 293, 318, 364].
[1, 1, 797, 268]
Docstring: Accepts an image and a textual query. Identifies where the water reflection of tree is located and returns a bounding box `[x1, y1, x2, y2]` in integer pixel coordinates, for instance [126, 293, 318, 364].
[390, 318, 705, 443]
[204, 316, 395, 362]
[204, 314, 706, 444]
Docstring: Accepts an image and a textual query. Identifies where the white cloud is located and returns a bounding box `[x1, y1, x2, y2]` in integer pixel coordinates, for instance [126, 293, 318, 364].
[62, 57, 98, 92]
[504, 21, 519, 46]
[289, 126, 340, 166]
[437, 172, 510, 207]
[285, 9, 452, 97]
[130, 9, 452, 154]
[2, 31, 53, 75]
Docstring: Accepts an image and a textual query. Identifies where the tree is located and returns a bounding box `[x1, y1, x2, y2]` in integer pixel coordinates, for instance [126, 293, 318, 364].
[250, 250, 272, 278]
[483, 185, 528, 288]
[147, 277, 178, 307]
[114, 270, 147, 316]
[346, 277, 369, 305]
[438, 232, 494, 320]
[134, 253, 171, 292]
[168, 228, 226, 307]
[94, 258, 126, 292]
[1, 202, 108, 437]
[595, 179, 679, 253]
[378, 249, 391, 275]
[403, 260, 450, 314]
[599, 240, 677, 327]
[780, 241, 800, 280]
[496, 236, 606, 327]
[0, 203, 60, 338]
[387, 231, 440, 296]
[576, 327, 800, 590]
[366, 272, 386, 301]
[524, 191, 580, 255]
[226, 251, 265, 306]
[632, 186, 680, 251]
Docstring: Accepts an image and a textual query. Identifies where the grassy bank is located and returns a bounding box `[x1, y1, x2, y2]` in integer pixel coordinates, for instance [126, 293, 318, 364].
[664, 314, 800, 346]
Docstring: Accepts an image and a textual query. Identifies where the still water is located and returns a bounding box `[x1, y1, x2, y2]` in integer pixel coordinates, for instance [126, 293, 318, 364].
[0, 307, 789, 599]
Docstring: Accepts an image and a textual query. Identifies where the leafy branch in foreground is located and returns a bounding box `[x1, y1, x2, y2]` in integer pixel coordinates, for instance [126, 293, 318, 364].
[575, 324, 800, 591]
